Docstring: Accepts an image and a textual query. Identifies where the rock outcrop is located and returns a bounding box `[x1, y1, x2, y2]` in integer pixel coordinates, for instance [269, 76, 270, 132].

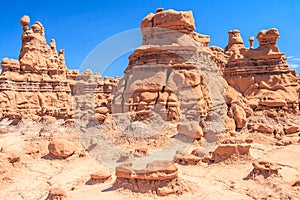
[114, 160, 184, 195]
[248, 160, 281, 178]
[112, 9, 216, 124]
[108, 9, 252, 142]
[208, 144, 251, 163]
[223, 28, 299, 112]
[70, 70, 118, 125]
[0, 16, 74, 121]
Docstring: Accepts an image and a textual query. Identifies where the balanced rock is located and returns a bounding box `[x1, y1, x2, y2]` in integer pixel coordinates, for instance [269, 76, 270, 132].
[20, 15, 30, 26]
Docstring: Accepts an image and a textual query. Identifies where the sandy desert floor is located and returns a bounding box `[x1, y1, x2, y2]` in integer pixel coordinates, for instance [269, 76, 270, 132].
[0, 120, 299, 200]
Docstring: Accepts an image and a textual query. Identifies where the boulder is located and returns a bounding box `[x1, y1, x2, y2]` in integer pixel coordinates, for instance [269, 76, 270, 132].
[284, 125, 300, 134]
[231, 104, 247, 129]
[177, 121, 203, 139]
[174, 153, 201, 165]
[252, 123, 274, 134]
[210, 144, 250, 163]
[48, 139, 77, 158]
[249, 160, 281, 178]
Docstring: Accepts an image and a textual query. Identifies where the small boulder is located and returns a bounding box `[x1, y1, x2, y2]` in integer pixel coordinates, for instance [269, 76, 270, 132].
[174, 153, 201, 165]
[232, 104, 247, 129]
[157, 187, 176, 196]
[249, 160, 281, 178]
[210, 144, 250, 163]
[133, 147, 148, 157]
[191, 148, 205, 157]
[284, 125, 300, 134]
[252, 123, 274, 134]
[48, 139, 77, 159]
[90, 170, 111, 183]
[177, 121, 203, 139]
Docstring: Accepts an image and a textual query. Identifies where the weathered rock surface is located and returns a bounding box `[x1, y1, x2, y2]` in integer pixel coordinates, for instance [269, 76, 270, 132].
[174, 153, 201, 165]
[224, 28, 299, 113]
[209, 144, 251, 163]
[48, 139, 77, 158]
[177, 121, 203, 139]
[47, 188, 68, 200]
[89, 170, 111, 184]
[249, 160, 281, 178]
[114, 160, 183, 195]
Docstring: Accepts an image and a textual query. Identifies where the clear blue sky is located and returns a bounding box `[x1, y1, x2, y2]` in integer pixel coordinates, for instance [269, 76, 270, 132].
[1, 0, 300, 77]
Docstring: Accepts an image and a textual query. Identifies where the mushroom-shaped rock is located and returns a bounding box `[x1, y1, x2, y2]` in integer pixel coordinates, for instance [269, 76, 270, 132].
[90, 170, 111, 183]
[47, 188, 67, 200]
[116, 160, 178, 181]
[48, 139, 77, 158]
[114, 160, 182, 195]
[20, 15, 30, 26]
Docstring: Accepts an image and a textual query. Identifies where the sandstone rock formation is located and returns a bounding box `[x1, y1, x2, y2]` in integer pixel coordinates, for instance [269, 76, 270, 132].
[109, 9, 255, 142]
[0, 8, 300, 200]
[174, 153, 201, 165]
[223, 28, 299, 112]
[112, 9, 215, 124]
[70, 70, 118, 125]
[249, 160, 281, 178]
[47, 188, 68, 200]
[48, 139, 78, 158]
[208, 144, 250, 163]
[89, 170, 111, 184]
[0, 15, 119, 124]
[114, 160, 183, 195]
[0, 15, 73, 121]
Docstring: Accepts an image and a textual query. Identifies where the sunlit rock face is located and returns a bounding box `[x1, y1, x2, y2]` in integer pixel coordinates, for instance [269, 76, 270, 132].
[0, 15, 73, 121]
[223, 28, 299, 112]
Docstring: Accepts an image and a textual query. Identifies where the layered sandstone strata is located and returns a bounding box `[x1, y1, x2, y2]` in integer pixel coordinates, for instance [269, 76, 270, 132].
[113, 9, 219, 125]
[0, 16, 74, 121]
[223, 28, 299, 111]
[0, 16, 119, 123]
[70, 70, 118, 124]
[114, 160, 183, 195]
[112, 9, 250, 134]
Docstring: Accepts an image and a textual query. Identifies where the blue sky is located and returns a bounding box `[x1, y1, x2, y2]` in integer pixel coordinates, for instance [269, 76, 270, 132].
[1, 0, 300, 77]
